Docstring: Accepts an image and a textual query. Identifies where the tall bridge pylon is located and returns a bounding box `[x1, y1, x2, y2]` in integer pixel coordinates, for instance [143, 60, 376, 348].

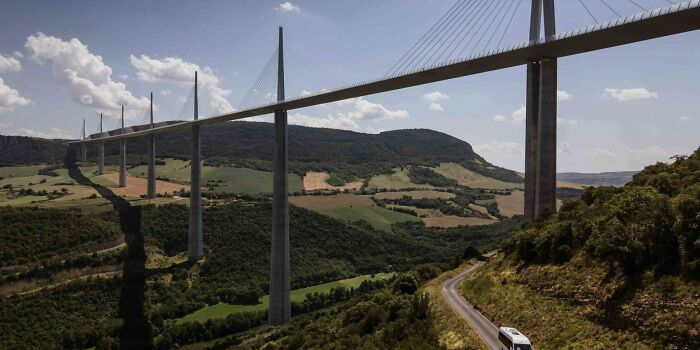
[525, 0, 557, 221]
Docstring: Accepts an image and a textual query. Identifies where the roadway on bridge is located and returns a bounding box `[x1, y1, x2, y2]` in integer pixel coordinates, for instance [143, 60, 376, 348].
[441, 261, 501, 350]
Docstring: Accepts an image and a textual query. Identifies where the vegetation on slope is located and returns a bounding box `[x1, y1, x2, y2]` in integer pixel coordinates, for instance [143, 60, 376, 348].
[3, 122, 523, 184]
[0, 136, 69, 166]
[463, 147, 700, 349]
[0, 207, 121, 266]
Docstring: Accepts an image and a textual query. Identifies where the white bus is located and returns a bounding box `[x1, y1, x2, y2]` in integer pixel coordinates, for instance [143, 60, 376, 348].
[498, 327, 532, 350]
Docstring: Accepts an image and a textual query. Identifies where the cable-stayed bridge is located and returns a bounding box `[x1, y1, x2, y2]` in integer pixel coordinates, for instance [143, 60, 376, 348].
[70, 0, 700, 325]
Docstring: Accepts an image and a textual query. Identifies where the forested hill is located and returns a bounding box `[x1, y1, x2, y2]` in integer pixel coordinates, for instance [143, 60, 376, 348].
[1, 122, 523, 183]
[0, 136, 69, 166]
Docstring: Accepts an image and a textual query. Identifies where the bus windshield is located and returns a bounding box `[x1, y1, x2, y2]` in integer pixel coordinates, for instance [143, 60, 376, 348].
[514, 345, 531, 350]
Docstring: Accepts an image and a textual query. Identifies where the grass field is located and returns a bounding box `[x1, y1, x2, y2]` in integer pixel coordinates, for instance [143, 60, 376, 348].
[0, 165, 46, 179]
[373, 190, 455, 200]
[321, 205, 422, 231]
[131, 158, 303, 194]
[178, 273, 394, 324]
[423, 216, 497, 228]
[367, 168, 435, 190]
[432, 163, 523, 190]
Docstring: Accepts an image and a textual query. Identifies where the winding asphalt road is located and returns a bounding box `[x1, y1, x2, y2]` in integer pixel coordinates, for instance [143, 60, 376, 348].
[441, 261, 502, 350]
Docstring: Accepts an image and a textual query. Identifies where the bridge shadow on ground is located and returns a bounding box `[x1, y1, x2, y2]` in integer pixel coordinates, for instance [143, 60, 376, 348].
[65, 146, 154, 349]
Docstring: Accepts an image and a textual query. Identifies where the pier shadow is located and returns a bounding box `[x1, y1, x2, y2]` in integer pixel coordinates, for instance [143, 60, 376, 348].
[65, 146, 153, 349]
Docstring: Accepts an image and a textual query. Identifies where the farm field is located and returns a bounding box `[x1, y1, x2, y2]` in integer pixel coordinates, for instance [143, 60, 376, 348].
[289, 193, 373, 211]
[423, 216, 497, 228]
[432, 163, 523, 190]
[131, 158, 303, 194]
[321, 205, 421, 231]
[367, 168, 435, 190]
[494, 190, 562, 218]
[303, 171, 362, 191]
[177, 273, 394, 324]
[373, 190, 455, 200]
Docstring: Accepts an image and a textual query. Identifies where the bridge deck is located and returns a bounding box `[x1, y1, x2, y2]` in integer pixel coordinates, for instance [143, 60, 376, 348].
[74, 0, 700, 144]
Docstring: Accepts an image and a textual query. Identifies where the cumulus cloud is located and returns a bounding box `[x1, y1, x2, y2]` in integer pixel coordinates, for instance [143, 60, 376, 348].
[604, 88, 658, 101]
[0, 77, 31, 113]
[129, 54, 234, 114]
[493, 114, 506, 122]
[422, 91, 449, 102]
[557, 117, 581, 126]
[511, 106, 526, 123]
[268, 98, 407, 131]
[25, 32, 149, 117]
[429, 102, 444, 112]
[276, 2, 300, 12]
[0, 53, 22, 73]
[557, 90, 571, 102]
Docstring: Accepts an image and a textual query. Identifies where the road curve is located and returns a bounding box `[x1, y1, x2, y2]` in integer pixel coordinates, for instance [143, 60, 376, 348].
[441, 261, 501, 350]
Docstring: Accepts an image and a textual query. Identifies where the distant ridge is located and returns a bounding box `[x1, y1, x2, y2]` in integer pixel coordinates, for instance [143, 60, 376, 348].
[1, 122, 523, 183]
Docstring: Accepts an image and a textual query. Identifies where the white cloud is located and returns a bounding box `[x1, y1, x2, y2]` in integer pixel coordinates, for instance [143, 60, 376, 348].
[475, 142, 523, 155]
[288, 112, 358, 130]
[276, 2, 300, 12]
[0, 77, 31, 113]
[160, 89, 171, 96]
[0, 53, 22, 73]
[422, 91, 449, 102]
[604, 88, 658, 101]
[429, 102, 444, 112]
[557, 90, 571, 102]
[346, 97, 408, 121]
[25, 32, 149, 117]
[129, 54, 234, 114]
[511, 105, 526, 123]
[493, 114, 506, 122]
[301, 89, 312, 96]
[13, 51, 23, 58]
[679, 116, 691, 121]
[118, 74, 128, 80]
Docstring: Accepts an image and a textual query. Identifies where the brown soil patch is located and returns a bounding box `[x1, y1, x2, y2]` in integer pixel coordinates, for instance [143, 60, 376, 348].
[495, 190, 563, 218]
[290, 194, 373, 211]
[104, 173, 187, 197]
[303, 172, 362, 191]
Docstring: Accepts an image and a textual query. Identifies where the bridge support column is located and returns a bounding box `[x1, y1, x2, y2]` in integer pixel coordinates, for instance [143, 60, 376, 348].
[81, 118, 87, 162]
[147, 93, 156, 199]
[535, 58, 557, 217]
[98, 113, 104, 175]
[188, 73, 203, 261]
[119, 106, 127, 188]
[524, 61, 540, 221]
[269, 26, 291, 325]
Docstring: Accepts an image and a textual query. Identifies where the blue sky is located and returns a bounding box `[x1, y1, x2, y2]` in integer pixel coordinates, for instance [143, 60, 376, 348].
[0, 0, 698, 172]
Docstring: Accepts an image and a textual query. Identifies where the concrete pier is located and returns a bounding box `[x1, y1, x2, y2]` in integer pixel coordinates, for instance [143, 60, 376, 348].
[269, 26, 291, 325]
[98, 113, 104, 175]
[524, 61, 540, 221]
[535, 57, 557, 217]
[81, 119, 87, 162]
[188, 72, 203, 261]
[119, 106, 127, 188]
[147, 93, 156, 199]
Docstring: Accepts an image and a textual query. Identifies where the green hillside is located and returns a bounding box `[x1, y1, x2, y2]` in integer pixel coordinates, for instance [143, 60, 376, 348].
[2, 122, 523, 184]
[461, 147, 700, 349]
